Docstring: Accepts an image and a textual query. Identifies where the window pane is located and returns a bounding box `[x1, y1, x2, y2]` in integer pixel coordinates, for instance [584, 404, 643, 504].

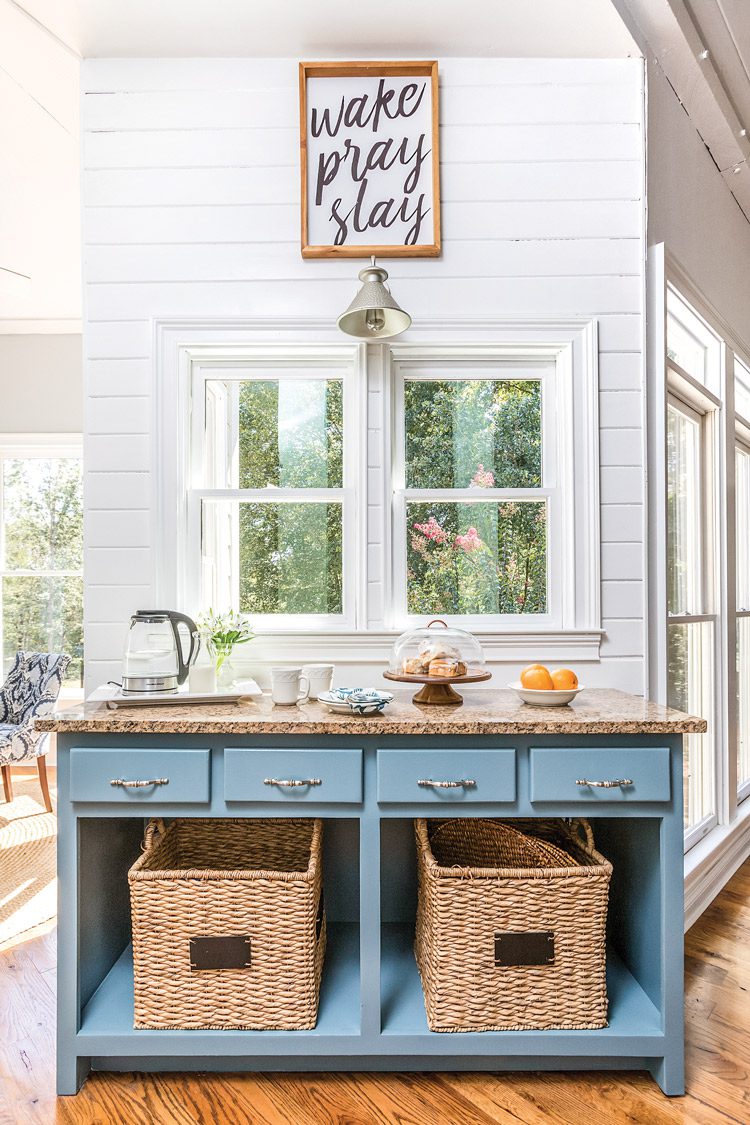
[2, 458, 83, 571]
[202, 500, 342, 615]
[667, 403, 702, 615]
[404, 379, 542, 489]
[668, 620, 715, 829]
[667, 287, 721, 390]
[2, 575, 83, 686]
[406, 501, 546, 615]
[204, 377, 343, 489]
[667, 314, 709, 382]
[735, 355, 750, 421]
[737, 617, 750, 791]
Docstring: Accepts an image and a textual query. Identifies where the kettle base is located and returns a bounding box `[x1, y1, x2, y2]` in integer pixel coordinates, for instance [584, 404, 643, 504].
[122, 675, 179, 695]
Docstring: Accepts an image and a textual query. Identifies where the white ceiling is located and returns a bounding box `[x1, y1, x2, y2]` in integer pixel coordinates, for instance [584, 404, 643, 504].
[13, 0, 639, 58]
[617, 0, 750, 221]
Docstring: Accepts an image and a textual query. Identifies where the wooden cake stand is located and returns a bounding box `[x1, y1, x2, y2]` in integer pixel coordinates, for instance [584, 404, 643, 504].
[383, 668, 492, 706]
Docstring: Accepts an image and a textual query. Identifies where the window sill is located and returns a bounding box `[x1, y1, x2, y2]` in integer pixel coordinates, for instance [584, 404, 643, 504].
[239, 629, 603, 665]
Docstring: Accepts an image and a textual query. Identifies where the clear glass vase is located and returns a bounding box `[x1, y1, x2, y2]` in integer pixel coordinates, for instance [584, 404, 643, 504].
[214, 645, 236, 688]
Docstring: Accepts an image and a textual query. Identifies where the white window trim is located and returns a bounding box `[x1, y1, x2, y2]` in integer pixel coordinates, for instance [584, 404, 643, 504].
[154, 317, 602, 663]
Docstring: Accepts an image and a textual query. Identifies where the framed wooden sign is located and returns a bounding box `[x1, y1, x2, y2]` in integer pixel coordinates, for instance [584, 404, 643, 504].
[299, 60, 440, 259]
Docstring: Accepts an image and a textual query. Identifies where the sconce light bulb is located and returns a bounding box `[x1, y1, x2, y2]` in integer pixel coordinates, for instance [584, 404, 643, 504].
[365, 308, 386, 333]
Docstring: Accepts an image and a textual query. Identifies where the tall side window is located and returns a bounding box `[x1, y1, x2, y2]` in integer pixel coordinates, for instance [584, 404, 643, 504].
[392, 360, 556, 624]
[188, 349, 361, 629]
[735, 355, 750, 800]
[0, 439, 83, 687]
[666, 286, 723, 847]
[666, 396, 717, 839]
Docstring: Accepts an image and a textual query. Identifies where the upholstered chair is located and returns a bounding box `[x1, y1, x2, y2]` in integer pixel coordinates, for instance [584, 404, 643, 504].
[0, 651, 71, 813]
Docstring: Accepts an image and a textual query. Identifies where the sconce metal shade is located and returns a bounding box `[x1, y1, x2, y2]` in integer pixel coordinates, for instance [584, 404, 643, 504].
[337, 262, 412, 339]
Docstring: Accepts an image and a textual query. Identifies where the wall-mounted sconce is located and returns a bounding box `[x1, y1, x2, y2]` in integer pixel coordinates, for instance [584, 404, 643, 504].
[337, 257, 411, 339]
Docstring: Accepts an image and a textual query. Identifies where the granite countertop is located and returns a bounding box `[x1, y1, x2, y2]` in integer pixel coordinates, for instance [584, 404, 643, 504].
[36, 688, 707, 736]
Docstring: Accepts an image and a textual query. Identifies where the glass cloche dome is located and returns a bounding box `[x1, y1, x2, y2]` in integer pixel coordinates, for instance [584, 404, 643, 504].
[388, 619, 486, 679]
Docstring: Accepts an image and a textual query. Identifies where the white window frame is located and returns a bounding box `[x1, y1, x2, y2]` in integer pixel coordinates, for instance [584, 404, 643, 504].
[665, 384, 721, 851]
[154, 318, 601, 663]
[186, 350, 363, 632]
[0, 432, 83, 690]
[388, 348, 572, 631]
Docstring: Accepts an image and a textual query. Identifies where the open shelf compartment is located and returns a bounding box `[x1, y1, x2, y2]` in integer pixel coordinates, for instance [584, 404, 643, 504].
[379, 816, 667, 1054]
[75, 816, 362, 1053]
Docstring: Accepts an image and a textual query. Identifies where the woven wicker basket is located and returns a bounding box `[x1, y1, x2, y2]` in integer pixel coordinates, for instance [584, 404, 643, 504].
[415, 817, 612, 1032]
[128, 818, 325, 1030]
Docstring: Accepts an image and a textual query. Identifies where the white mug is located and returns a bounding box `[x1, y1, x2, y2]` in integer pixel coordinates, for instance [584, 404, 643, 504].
[271, 666, 310, 706]
[302, 663, 334, 700]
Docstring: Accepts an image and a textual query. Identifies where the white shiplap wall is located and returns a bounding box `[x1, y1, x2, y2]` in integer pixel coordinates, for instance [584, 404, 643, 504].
[81, 57, 646, 692]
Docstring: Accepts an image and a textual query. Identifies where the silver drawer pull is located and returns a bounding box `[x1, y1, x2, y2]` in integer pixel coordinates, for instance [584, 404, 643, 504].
[110, 777, 169, 788]
[417, 778, 476, 789]
[263, 777, 322, 788]
[576, 778, 633, 789]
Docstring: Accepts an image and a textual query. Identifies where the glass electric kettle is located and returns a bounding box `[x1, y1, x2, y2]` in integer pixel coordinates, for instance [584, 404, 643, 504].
[122, 610, 198, 694]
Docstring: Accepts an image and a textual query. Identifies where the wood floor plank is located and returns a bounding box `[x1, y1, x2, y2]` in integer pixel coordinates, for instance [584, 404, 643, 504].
[262, 1072, 500, 1125]
[56, 1072, 295, 1125]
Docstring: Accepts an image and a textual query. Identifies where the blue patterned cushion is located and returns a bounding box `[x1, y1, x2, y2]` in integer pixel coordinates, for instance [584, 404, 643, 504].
[0, 651, 25, 723]
[0, 722, 38, 765]
[0, 651, 70, 765]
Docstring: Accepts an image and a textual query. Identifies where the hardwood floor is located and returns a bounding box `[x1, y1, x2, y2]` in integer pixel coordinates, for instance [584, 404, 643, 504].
[0, 862, 748, 1124]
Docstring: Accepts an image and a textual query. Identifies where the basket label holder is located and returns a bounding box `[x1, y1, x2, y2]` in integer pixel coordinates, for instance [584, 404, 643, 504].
[494, 931, 555, 966]
[189, 935, 252, 970]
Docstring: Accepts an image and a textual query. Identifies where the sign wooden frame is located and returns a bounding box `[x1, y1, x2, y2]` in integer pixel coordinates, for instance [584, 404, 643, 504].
[299, 60, 441, 259]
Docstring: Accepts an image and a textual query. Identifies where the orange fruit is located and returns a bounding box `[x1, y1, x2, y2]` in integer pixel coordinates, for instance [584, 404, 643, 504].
[520, 664, 554, 691]
[551, 668, 578, 691]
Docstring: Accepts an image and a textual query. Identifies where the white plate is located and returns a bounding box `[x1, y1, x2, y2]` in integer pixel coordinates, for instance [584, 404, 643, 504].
[507, 681, 584, 707]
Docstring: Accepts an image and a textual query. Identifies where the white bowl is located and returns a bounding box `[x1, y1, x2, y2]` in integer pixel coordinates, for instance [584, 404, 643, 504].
[508, 681, 583, 707]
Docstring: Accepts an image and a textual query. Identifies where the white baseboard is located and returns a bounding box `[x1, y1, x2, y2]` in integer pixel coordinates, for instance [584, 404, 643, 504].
[684, 802, 750, 930]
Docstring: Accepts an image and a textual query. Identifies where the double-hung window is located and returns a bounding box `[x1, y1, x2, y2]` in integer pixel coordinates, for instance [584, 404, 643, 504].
[665, 286, 722, 844]
[188, 346, 363, 630]
[666, 393, 717, 838]
[391, 355, 559, 626]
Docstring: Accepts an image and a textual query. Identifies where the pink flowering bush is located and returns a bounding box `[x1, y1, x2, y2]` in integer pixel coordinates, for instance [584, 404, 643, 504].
[470, 464, 495, 488]
[406, 467, 547, 615]
[454, 527, 483, 552]
[412, 515, 450, 545]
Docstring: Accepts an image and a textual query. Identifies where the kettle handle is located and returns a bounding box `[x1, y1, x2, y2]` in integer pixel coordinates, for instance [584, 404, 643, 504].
[168, 612, 198, 686]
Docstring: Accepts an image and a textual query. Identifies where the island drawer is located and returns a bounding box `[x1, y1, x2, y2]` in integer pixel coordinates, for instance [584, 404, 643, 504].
[530, 747, 671, 803]
[69, 748, 211, 804]
[377, 749, 516, 804]
[224, 748, 363, 803]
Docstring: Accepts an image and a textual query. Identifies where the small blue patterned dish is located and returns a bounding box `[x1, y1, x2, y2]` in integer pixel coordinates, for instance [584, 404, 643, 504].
[318, 688, 394, 715]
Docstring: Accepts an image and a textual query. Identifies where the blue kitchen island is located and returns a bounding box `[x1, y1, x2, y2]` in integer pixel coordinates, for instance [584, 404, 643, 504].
[38, 688, 706, 1096]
